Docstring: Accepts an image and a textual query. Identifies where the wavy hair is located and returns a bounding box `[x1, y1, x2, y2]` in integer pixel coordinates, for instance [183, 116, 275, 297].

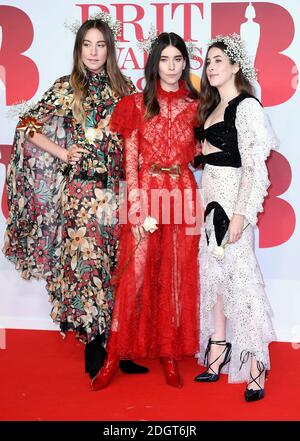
[197, 41, 254, 125]
[70, 19, 131, 123]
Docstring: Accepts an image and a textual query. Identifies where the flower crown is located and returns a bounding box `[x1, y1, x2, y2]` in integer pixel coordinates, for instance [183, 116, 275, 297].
[137, 25, 198, 60]
[64, 11, 122, 42]
[208, 33, 257, 82]
[6, 100, 37, 119]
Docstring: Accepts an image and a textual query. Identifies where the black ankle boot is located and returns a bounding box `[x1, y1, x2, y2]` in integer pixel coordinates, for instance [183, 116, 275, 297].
[194, 338, 232, 382]
[85, 334, 107, 379]
[119, 360, 149, 374]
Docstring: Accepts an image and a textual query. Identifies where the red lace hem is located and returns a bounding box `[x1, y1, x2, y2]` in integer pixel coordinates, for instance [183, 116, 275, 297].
[109, 224, 200, 359]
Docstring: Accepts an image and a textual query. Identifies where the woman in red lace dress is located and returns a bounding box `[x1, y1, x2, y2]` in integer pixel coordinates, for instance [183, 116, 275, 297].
[92, 32, 201, 390]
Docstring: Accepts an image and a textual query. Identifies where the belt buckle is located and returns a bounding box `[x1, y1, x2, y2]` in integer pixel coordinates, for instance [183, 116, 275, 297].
[149, 163, 180, 179]
[162, 164, 180, 179]
[149, 163, 161, 176]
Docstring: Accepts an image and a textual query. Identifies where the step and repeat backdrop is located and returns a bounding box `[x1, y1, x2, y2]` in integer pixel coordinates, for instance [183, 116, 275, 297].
[0, 0, 299, 342]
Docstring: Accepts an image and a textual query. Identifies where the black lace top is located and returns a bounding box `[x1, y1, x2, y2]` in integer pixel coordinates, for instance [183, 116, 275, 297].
[193, 93, 260, 168]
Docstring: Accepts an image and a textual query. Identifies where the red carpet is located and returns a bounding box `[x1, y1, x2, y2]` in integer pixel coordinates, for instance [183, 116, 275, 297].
[0, 329, 299, 421]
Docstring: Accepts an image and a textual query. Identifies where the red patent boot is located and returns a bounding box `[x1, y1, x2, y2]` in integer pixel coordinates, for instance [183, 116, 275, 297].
[160, 357, 183, 388]
[91, 352, 119, 391]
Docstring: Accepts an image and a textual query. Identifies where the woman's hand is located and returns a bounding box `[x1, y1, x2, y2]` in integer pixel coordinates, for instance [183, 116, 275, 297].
[131, 225, 146, 242]
[138, 153, 143, 170]
[63, 144, 90, 164]
[228, 214, 245, 244]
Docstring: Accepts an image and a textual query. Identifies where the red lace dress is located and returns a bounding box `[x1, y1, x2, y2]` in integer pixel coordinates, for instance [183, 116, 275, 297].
[109, 82, 200, 359]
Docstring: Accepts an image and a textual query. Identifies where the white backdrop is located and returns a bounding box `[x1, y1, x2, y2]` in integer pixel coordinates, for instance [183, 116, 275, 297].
[0, 0, 299, 342]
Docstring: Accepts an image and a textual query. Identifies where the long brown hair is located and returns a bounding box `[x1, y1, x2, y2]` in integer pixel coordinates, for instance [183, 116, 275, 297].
[197, 41, 254, 125]
[70, 19, 131, 123]
[143, 32, 199, 119]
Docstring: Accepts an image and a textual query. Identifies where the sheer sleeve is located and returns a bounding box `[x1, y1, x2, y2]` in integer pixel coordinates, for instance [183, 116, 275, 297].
[109, 93, 142, 223]
[110, 94, 140, 139]
[105, 79, 136, 192]
[3, 77, 73, 279]
[15, 75, 73, 167]
[234, 98, 279, 225]
[123, 129, 142, 225]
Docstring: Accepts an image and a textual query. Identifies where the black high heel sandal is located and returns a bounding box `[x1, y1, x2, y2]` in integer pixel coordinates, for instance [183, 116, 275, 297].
[244, 360, 268, 402]
[194, 338, 232, 382]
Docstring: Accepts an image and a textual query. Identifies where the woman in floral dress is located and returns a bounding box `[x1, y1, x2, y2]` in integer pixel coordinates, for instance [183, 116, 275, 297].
[3, 17, 147, 380]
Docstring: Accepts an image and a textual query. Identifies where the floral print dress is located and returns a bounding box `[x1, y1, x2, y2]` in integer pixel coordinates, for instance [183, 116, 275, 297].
[4, 71, 133, 343]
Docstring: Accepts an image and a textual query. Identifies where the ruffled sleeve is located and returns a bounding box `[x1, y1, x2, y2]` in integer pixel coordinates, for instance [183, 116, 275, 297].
[110, 94, 141, 222]
[3, 76, 74, 279]
[110, 94, 140, 139]
[234, 98, 279, 225]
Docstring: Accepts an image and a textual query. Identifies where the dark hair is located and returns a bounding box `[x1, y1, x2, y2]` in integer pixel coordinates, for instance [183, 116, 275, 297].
[197, 41, 254, 125]
[70, 19, 131, 122]
[143, 32, 199, 119]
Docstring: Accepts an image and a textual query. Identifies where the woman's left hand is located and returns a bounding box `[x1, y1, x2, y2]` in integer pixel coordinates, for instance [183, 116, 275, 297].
[66, 144, 90, 164]
[228, 214, 245, 244]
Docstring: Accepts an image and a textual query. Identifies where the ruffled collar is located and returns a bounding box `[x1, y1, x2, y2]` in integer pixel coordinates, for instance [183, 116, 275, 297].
[157, 79, 188, 99]
[87, 69, 108, 84]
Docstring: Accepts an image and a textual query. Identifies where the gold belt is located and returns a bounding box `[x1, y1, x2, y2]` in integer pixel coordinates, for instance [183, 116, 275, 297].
[149, 163, 181, 179]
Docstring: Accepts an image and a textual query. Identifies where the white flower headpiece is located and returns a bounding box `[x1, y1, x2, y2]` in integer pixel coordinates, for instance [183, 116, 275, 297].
[137, 25, 198, 60]
[208, 33, 257, 82]
[64, 11, 122, 43]
[6, 100, 37, 119]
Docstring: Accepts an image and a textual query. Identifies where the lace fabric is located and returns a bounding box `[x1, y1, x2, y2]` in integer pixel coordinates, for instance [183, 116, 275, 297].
[111, 86, 200, 224]
[197, 213, 276, 382]
[108, 84, 200, 358]
[3, 113, 71, 279]
[234, 98, 279, 224]
[110, 224, 200, 359]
